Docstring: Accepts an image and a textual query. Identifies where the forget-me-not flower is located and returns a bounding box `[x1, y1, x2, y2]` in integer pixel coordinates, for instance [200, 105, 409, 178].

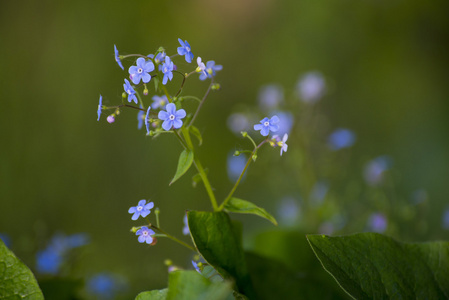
[136, 226, 155, 244]
[128, 200, 154, 220]
[258, 85, 284, 111]
[161, 56, 174, 85]
[364, 156, 392, 186]
[297, 71, 326, 103]
[97, 95, 103, 121]
[328, 128, 356, 150]
[137, 106, 144, 130]
[158, 103, 186, 131]
[254, 115, 280, 136]
[183, 215, 190, 235]
[87, 273, 125, 300]
[270, 134, 288, 156]
[177, 38, 194, 63]
[196, 57, 206, 76]
[199, 61, 223, 81]
[123, 79, 137, 104]
[367, 213, 387, 233]
[129, 57, 154, 85]
[192, 260, 201, 273]
[114, 45, 124, 70]
[144, 106, 151, 134]
[151, 95, 168, 109]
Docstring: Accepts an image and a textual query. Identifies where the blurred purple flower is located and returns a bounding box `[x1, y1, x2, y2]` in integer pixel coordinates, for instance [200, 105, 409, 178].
[328, 128, 356, 150]
[443, 208, 449, 230]
[183, 214, 190, 236]
[258, 85, 284, 111]
[227, 113, 251, 135]
[367, 213, 387, 233]
[192, 260, 201, 273]
[297, 71, 326, 103]
[87, 273, 127, 300]
[151, 95, 168, 110]
[410, 189, 428, 205]
[137, 107, 144, 130]
[364, 156, 392, 186]
[272, 111, 294, 136]
[227, 152, 247, 182]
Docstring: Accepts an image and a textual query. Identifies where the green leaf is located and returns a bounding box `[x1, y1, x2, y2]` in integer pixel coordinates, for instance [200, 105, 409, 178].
[189, 126, 203, 146]
[0, 239, 44, 299]
[187, 211, 255, 298]
[166, 270, 233, 300]
[224, 197, 278, 226]
[170, 150, 194, 185]
[136, 289, 168, 300]
[307, 233, 449, 299]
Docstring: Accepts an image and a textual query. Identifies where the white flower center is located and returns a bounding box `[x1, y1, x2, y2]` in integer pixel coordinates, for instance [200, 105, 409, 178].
[137, 206, 143, 211]
[186, 47, 190, 52]
[164, 67, 168, 73]
[169, 114, 175, 121]
[143, 231, 148, 236]
[138, 68, 143, 74]
[127, 89, 132, 95]
[264, 121, 270, 126]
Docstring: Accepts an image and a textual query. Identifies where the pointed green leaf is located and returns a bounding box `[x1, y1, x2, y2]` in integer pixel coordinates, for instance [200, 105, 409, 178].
[135, 289, 168, 300]
[187, 211, 256, 298]
[224, 197, 278, 226]
[307, 233, 449, 299]
[170, 150, 194, 185]
[0, 239, 44, 299]
[190, 126, 203, 146]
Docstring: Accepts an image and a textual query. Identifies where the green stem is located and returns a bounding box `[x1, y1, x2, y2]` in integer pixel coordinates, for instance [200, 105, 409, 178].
[188, 80, 214, 128]
[150, 225, 196, 251]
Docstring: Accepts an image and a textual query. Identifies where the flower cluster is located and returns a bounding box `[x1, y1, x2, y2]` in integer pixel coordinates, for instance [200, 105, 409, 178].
[128, 200, 156, 244]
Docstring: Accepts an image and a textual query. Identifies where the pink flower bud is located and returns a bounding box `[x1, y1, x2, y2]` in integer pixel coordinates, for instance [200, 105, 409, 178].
[107, 115, 115, 123]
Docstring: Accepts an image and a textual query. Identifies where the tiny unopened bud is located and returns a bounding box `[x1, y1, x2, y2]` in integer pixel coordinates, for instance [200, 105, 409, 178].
[130, 227, 138, 233]
[252, 154, 257, 161]
[157, 46, 165, 53]
[143, 84, 149, 96]
[164, 259, 173, 266]
[173, 64, 177, 71]
[149, 130, 155, 136]
[211, 83, 221, 91]
[122, 92, 127, 99]
[155, 207, 160, 214]
[241, 131, 248, 137]
[234, 151, 240, 156]
[107, 115, 115, 123]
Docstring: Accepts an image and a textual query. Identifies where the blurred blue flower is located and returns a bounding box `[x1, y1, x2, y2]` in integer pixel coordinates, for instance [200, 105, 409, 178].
[97, 95, 103, 121]
[297, 71, 326, 103]
[192, 260, 201, 273]
[114, 45, 124, 70]
[277, 197, 301, 227]
[145, 106, 151, 134]
[151, 95, 168, 109]
[158, 103, 186, 131]
[258, 85, 283, 111]
[137, 107, 144, 130]
[367, 213, 387, 233]
[129, 57, 154, 85]
[310, 181, 329, 207]
[199, 61, 222, 81]
[177, 38, 194, 63]
[254, 115, 279, 136]
[271, 134, 289, 156]
[123, 79, 137, 104]
[364, 156, 392, 186]
[0, 233, 11, 248]
[128, 200, 154, 221]
[87, 273, 126, 300]
[161, 56, 174, 85]
[443, 208, 449, 230]
[153, 52, 166, 66]
[227, 152, 247, 182]
[272, 111, 294, 136]
[136, 226, 155, 244]
[227, 113, 251, 135]
[183, 215, 190, 236]
[36, 248, 63, 275]
[328, 128, 356, 150]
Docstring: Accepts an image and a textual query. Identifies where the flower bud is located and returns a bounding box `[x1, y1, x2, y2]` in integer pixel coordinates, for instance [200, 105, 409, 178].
[164, 259, 173, 266]
[234, 151, 241, 156]
[122, 92, 127, 99]
[107, 115, 115, 123]
[211, 83, 221, 91]
[143, 84, 149, 96]
[252, 154, 257, 161]
[130, 227, 138, 233]
[241, 131, 248, 137]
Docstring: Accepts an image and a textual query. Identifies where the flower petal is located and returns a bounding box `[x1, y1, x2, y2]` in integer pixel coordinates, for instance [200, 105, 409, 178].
[254, 124, 263, 131]
[175, 109, 186, 119]
[173, 119, 183, 129]
[128, 207, 136, 214]
[158, 110, 169, 120]
[162, 120, 172, 131]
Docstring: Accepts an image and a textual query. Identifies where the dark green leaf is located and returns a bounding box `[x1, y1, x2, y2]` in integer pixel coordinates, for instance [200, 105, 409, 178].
[224, 197, 278, 226]
[166, 270, 232, 300]
[189, 126, 203, 146]
[187, 211, 255, 298]
[0, 239, 44, 299]
[307, 233, 449, 299]
[170, 150, 194, 185]
[135, 289, 168, 300]
[39, 278, 83, 300]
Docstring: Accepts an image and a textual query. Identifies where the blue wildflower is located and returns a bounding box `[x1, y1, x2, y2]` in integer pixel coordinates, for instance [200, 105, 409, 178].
[129, 57, 154, 85]
[196, 57, 207, 76]
[151, 95, 168, 109]
[271, 134, 288, 156]
[128, 200, 154, 220]
[328, 128, 356, 150]
[258, 85, 283, 111]
[227, 151, 247, 182]
[158, 103, 186, 131]
[177, 38, 194, 63]
[192, 260, 201, 273]
[136, 226, 155, 244]
[123, 79, 137, 104]
[87, 273, 126, 300]
[137, 106, 144, 130]
[114, 45, 124, 70]
[183, 215, 190, 236]
[161, 56, 174, 85]
[145, 106, 151, 134]
[364, 156, 392, 186]
[297, 71, 326, 103]
[254, 115, 280, 136]
[36, 248, 63, 275]
[97, 95, 103, 121]
[367, 213, 387, 233]
[199, 61, 223, 81]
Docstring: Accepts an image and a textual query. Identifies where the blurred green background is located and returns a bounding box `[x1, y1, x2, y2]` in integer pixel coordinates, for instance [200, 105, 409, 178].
[1, 0, 448, 298]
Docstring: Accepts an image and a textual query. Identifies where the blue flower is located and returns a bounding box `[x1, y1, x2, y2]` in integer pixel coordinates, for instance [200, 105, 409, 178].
[254, 115, 280, 136]
[367, 213, 387, 233]
[136, 226, 155, 244]
[137, 107, 144, 130]
[258, 85, 284, 111]
[123, 79, 137, 104]
[158, 103, 186, 131]
[192, 260, 201, 273]
[196, 57, 207, 76]
[177, 38, 194, 63]
[199, 61, 223, 81]
[297, 71, 326, 103]
[443, 208, 449, 230]
[363, 156, 392, 186]
[145, 106, 151, 134]
[161, 56, 174, 85]
[183, 215, 190, 236]
[114, 45, 124, 70]
[310, 181, 329, 207]
[129, 57, 154, 85]
[87, 273, 126, 300]
[271, 133, 288, 156]
[328, 128, 356, 150]
[97, 95, 103, 121]
[128, 200, 154, 220]
[151, 95, 168, 109]
[0, 233, 11, 248]
[227, 151, 247, 182]
[36, 248, 63, 275]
